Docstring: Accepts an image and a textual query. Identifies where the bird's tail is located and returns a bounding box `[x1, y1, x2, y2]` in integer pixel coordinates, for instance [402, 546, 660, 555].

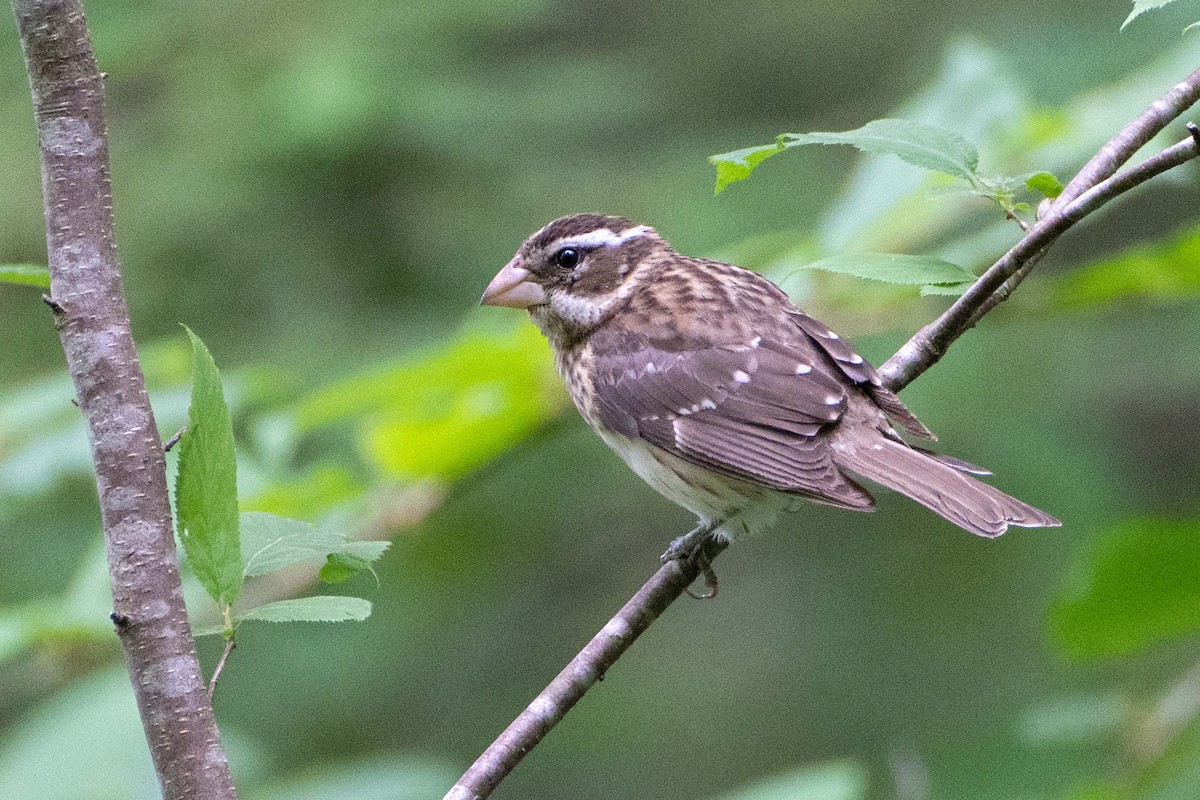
[832, 437, 1060, 537]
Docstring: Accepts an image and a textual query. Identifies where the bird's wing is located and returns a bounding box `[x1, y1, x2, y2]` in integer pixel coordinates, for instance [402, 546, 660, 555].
[589, 330, 874, 509]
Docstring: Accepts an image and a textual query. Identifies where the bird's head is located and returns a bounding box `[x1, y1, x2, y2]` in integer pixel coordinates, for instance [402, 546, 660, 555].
[481, 214, 667, 341]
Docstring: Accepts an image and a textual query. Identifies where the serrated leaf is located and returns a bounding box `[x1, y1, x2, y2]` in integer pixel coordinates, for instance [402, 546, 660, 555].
[240, 512, 345, 576]
[787, 119, 981, 183]
[238, 596, 372, 624]
[1025, 171, 1065, 199]
[1050, 517, 1200, 659]
[709, 119, 981, 194]
[708, 140, 786, 194]
[0, 265, 50, 288]
[788, 252, 977, 289]
[920, 281, 975, 296]
[240, 511, 389, 577]
[1122, 0, 1181, 30]
[319, 552, 373, 584]
[176, 327, 242, 606]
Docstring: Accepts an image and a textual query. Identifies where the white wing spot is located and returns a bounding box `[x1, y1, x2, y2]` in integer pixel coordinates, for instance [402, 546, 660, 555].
[677, 407, 692, 416]
[795, 363, 812, 375]
[749, 336, 761, 347]
[699, 398, 717, 411]
[645, 362, 657, 374]
[847, 353, 863, 364]
[733, 370, 751, 384]
[824, 394, 841, 405]
[827, 331, 839, 339]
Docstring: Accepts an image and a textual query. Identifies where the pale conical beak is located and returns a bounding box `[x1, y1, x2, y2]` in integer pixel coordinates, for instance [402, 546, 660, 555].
[481, 257, 547, 308]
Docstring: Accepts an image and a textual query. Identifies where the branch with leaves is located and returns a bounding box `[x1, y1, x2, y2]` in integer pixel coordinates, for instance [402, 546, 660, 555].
[445, 65, 1200, 800]
[9, 1, 238, 797]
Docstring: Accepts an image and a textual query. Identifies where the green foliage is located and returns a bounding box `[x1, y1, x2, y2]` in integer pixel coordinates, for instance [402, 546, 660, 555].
[176, 327, 242, 608]
[240, 511, 388, 578]
[782, 252, 977, 294]
[1050, 225, 1200, 307]
[708, 761, 867, 800]
[1026, 171, 1065, 199]
[1051, 518, 1200, 659]
[0, 265, 49, 288]
[237, 596, 371, 624]
[319, 552, 375, 584]
[710, 119, 981, 194]
[1122, 0, 1189, 30]
[1017, 694, 1127, 746]
[294, 323, 566, 481]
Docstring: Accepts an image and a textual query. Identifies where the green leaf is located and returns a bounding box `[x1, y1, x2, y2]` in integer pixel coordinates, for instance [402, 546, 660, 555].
[710, 119, 982, 194]
[240, 511, 389, 577]
[1122, 0, 1182, 30]
[708, 139, 786, 194]
[1025, 171, 1065, 199]
[319, 552, 374, 584]
[920, 281, 975, 296]
[0, 265, 50, 288]
[295, 324, 567, 481]
[176, 326, 242, 607]
[240, 512, 344, 576]
[709, 761, 867, 800]
[1050, 517, 1200, 659]
[786, 252, 977, 290]
[788, 119, 981, 183]
[238, 596, 372, 624]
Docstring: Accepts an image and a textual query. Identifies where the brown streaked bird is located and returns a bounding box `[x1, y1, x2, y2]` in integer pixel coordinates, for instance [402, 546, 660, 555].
[482, 213, 1059, 562]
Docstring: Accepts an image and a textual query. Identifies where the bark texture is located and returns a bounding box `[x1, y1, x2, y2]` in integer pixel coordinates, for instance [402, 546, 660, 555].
[11, 1, 238, 797]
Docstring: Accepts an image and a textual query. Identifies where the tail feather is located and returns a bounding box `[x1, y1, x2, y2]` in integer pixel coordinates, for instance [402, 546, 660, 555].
[832, 438, 1060, 537]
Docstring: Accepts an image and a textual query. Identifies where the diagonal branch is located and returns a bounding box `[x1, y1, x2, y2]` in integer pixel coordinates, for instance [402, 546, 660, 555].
[445, 64, 1200, 800]
[10, 1, 238, 797]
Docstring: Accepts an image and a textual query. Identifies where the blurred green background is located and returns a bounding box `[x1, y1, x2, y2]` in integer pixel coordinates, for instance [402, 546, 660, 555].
[3, 1, 1200, 798]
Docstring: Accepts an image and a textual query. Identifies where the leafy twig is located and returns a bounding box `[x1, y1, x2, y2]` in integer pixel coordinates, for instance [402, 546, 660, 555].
[10, 1, 238, 797]
[446, 65, 1200, 800]
[208, 637, 237, 698]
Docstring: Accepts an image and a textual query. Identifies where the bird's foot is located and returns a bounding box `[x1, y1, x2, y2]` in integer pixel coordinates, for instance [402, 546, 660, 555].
[661, 520, 721, 600]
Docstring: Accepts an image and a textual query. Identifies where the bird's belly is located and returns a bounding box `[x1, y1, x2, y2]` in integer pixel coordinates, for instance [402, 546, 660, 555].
[597, 428, 781, 537]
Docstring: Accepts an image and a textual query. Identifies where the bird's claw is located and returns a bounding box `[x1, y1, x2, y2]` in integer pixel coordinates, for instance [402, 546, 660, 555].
[662, 521, 721, 599]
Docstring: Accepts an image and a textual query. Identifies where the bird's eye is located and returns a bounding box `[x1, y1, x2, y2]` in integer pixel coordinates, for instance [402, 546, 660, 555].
[554, 248, 581, 270]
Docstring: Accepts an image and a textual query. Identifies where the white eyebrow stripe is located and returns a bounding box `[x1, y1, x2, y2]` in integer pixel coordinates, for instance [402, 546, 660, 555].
[555, 226, 651, 250]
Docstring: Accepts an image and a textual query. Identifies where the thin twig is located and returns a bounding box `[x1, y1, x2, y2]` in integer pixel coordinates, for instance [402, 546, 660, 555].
[164, 426, 187, 453]
[208, 637, 237, 698]
[446, 66, 1200, 800]
[443, 539, 727, 800]
[963, 131, 1200, 331]
[1053, 66, 1200, 209]
[879, 128, 1200, 392]
[10, 1, 238, 797]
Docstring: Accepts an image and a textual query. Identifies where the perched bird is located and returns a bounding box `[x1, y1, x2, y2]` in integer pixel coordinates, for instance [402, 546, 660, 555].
[481, 213, 1059, 564]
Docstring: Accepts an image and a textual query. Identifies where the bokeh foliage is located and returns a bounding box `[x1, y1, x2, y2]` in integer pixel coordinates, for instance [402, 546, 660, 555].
[2, 1, 1200, 798]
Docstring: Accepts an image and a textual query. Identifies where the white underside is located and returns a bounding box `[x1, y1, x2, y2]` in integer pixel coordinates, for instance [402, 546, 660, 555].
[597, 429, 785, 540]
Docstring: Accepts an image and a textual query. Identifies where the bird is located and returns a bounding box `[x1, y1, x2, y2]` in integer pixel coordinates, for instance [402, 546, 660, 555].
[481, 213, 1060, 570]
